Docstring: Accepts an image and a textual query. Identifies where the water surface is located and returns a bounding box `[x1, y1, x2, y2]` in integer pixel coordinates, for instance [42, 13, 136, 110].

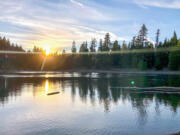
[0, 72, 180, 135]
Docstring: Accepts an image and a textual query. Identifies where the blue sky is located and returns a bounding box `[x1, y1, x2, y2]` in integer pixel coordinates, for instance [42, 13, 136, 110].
[0, 0, 180, 51]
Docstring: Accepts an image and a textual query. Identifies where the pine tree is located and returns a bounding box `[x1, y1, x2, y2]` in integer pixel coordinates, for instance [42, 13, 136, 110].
[98, 39, 103, 52]
[122, 41, 127, 50]
[163, 38, 168, 47]
[33, 46, 37, 52]
[79, 42, 85, 52]
[0, 36, 24, 51]
[155, 29, 160, 48]
[139, 24, 148, 42]
[90, 38, 97, 52]
[131, 36, 136, 49]
[135, 24, 148, 48]
[71, 41, 77, 53]
[80, 41, 88, 52]
[84, 41, 89, 52]
[128, 42, 131, 49]
[112, 40, 120, 51]
[170, 31, 178, 46]
[102, 33, 111, 51]
[33, 46, 43, 52]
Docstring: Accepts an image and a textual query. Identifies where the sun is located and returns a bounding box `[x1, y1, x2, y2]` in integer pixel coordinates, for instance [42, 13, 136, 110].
[43, 46, 50, 56]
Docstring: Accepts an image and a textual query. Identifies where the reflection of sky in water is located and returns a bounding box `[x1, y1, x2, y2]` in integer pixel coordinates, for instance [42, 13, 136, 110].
[0, 73, 180, 135]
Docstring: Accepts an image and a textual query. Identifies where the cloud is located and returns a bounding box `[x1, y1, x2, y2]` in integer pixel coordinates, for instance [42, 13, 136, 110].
[133, 0, 180, 9]
[0, 0, 129, 51]
[0, 0, 148, 52]
[70, 0, 84, 7]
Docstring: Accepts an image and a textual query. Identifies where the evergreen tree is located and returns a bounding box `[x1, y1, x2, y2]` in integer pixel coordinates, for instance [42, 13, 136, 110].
[33, 46, 37, 52]
[98, 39, 103, 52]
[139, 24, 148, 42]
[2, 24, 180, 72]
[170, 31, 178, 46]
[155, 29, 160, 48]
[80, 41, 88, 52]
[84, 41, 89, 52]
[163, 38, 168, 47]
[33, 46, 43, 52]
[79, 42, 85, 52]
[90, 38, 97, 52]
[112, 40, 120, 51]
[122, 41, 128, 50]
[128, 42, 131, 49]
[102, 33, 111, 51]
[135, 24, 148, 48]
[0, 36, 24, 51]
[130, 36, 136, 49]
[71, 41, 77, 53]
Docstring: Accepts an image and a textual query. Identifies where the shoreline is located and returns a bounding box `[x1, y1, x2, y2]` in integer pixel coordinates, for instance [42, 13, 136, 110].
[1, 69, 180, 75]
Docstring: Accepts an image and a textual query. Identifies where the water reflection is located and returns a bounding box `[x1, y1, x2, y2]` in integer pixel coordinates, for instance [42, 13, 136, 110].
[0, 74, 180, 127]
[45, 80, 49, 95]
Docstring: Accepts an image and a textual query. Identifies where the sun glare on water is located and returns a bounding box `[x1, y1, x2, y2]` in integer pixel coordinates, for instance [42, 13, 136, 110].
[44, 46, 50, 56]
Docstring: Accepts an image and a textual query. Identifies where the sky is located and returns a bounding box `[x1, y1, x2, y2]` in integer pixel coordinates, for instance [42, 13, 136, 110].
[0, 0, 180, 52]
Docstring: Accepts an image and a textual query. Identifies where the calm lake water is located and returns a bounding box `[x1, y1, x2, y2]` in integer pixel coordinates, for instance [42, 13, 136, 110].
[0, 72, 180, 135]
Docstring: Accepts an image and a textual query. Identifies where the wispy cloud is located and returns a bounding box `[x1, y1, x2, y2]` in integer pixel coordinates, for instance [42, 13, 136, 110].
[0, 0, 128, 51]
[133, 0, 180, 9]
[0, 0, 178, 51]
[70, 0, 84, 7]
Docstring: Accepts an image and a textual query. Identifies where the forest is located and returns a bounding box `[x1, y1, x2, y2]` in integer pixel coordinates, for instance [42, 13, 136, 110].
[1, 24, 180, 71]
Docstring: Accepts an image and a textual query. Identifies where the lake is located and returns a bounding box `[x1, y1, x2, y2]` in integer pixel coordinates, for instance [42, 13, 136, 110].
[0, 72, 180, 135]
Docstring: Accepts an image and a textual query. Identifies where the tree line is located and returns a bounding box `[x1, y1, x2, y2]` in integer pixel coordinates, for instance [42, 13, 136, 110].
[0, 36, 24, 51]
[67, 24, 180, 70]
[71, 24, 179, 53]
[0, 37, 44, 52]
[1, 24, 180, 71]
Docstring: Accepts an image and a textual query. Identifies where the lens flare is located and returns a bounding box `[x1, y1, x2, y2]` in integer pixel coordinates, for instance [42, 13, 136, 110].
[43, 46, 50, 56]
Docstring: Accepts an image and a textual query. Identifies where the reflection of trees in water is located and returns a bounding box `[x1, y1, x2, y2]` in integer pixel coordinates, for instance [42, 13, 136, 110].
[78, 78, 89, 102]
[96, 78, 111, 112]
[88, 78, 96, 105]
[156, 94, 180, 112]
[130, 92, 153, 125]
[0, 78, 25, 105]
[0, 78, 66, 105]
[1, 75, 180, 119]
[70, 78, 76, 102]
[72, 74, 180, 116]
